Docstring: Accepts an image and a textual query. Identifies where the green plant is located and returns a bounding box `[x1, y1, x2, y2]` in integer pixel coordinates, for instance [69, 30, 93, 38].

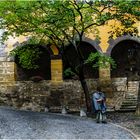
[64, 68, 76, 78]
[10, 44, 42, 69]
[85, 52, 116, 69]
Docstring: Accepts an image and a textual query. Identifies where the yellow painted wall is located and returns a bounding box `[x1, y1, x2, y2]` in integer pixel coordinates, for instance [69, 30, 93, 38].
[51, 59, 63, 83]
[4, 20, 140, 56]
[86, 20, 140, 53]
[5, 35, 28, 55]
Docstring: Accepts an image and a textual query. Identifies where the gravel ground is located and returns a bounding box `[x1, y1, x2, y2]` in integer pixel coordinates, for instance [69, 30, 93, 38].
[0, 106, 137, 139]
[107, 112, 140, 138]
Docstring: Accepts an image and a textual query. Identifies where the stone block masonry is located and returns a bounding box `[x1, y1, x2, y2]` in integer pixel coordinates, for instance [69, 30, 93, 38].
[0, 62, 16, 94]
[0, 62, 15, 82]
[0, 77, 129, 113]
[0, 80, 85, 112]
[0, 54, 129, 113]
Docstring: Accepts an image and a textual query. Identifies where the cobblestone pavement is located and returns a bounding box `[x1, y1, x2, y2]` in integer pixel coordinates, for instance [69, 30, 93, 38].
[0, 106, 136, 139]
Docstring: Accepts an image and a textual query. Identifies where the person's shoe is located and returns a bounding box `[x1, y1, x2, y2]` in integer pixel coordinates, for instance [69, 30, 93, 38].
[96, 121, 100, 123]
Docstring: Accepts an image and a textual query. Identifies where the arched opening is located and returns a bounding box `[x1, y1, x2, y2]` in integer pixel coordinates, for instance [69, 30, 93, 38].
[15, 45, 51, 81]
[62, 41, 99, 79]
[111, 40, 140, 80]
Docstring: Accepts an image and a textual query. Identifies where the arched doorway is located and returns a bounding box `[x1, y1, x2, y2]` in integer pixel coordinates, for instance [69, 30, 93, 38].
[111, 40, 140, 80]
[63, 41, 99, 79]
[15, 45, 51, 80]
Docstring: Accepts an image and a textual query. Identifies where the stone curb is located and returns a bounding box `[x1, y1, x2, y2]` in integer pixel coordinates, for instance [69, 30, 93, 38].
[111, 123, 138, 140]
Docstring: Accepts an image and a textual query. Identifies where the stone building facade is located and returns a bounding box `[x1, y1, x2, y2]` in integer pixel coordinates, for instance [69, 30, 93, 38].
[0, 20, 140, 113]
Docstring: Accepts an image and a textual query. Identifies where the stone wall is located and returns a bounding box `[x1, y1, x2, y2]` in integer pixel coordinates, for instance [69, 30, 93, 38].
[86, 78, 127, 110]
[0, 61, 15, 82]
[0, 78, 128, 113]
[0, 80, 84, 112]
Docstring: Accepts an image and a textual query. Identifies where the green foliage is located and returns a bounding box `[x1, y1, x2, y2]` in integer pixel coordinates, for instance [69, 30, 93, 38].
[85, 52, 116, 69]
[10, 45, 42, 69]
[0, 0, 139, 70]
[0, 0, 139, 47]
[63, 68, 76, 78]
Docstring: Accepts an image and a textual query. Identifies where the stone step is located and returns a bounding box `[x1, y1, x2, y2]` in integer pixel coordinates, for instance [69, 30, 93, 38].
[120, 104, 137, 107]
[127, 83, 138, 85]
[119, 81, 139, 112]
[127, 86, 138, 88]
[127, 90, 137, 92]
[127, 84, 139, 87]
[125, 96, 137, 99]
[125, 94, 137, 96]
[121, 103, 137, 106]
[125, 93, 137, 95]
[121, 104, 137, 108]
[119, 100, 137, 112]
[127, 92, 138, 95]
[127, 87, 138, 89]
[120, 109, 136, 112]
[122, 101, 137, 104]
[125, 91, 137, 94]
[125, 95, 137, 98]
[125, 97, 137, 100]
[127, 92, 137, 94]
[122, 100, 137, 103]
[127, 81, 139, 85]
[127, 86, 137, 88]
[124, 96, 137, 99]
[118, 108, 136, 112]
[127, 90, 138, 92]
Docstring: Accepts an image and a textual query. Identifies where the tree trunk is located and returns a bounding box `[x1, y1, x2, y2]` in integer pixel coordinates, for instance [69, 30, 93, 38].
[79, 63, 92, 113]
[75, 44, 92, 113]
[63, 43, 92, 113]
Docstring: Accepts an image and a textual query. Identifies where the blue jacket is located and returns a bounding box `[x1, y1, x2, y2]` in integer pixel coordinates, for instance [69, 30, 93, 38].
[92, 91, 107, 113]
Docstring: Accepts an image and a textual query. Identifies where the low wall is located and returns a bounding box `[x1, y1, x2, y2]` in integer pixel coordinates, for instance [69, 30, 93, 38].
[0, 78, 128, 112]
[0, 80, 84, 112]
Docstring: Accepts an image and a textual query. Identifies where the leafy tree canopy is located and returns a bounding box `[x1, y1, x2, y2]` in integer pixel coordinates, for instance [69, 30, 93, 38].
[0, 0, 139, 48]
[0, 0, 139, 73]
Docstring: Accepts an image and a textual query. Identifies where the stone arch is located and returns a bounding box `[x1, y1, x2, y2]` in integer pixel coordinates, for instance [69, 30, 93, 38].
[82, 35, 102, 53]
[109, 36, 140, 79]
[14, 44, 52, 80]
[50, 44, 59, 55]
[63, 41, 99, 79]
[44, 44, 54, 56]
[106, 35, 140, 56]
